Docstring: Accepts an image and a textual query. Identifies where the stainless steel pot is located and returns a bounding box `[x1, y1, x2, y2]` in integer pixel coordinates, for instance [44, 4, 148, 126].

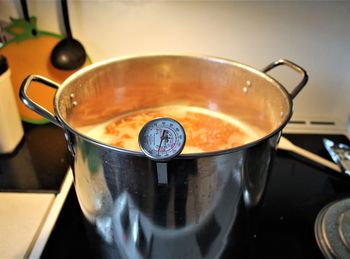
[20, 54, 307, 258]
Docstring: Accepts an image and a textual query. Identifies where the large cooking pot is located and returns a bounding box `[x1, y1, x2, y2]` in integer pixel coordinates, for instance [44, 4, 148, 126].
[20, 54, 307, 258]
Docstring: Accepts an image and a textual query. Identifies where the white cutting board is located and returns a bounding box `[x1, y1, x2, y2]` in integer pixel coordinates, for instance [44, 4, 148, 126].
[0, 192, 54, 259]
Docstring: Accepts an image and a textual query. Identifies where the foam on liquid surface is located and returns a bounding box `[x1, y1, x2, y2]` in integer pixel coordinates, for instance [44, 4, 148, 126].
[79, 105, 262, 153]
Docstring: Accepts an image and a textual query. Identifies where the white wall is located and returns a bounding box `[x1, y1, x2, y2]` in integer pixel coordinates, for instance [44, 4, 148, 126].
[1, 0, 349, 126]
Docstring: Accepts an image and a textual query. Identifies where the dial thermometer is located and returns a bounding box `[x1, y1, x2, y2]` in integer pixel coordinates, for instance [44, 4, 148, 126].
[138, 118, 186, 161]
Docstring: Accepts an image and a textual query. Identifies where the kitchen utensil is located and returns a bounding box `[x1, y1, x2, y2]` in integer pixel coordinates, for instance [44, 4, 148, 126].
[323, 138, 350, 175]
[278, 136, 341, 173]
[19, 0, 36, 36]
[139, 118, 186, 161]
[50, 0, 86, 70]
[20, 54, 308, 259]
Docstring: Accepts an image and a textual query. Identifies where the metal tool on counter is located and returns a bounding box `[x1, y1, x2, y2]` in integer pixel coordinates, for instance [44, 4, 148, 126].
[323, 138, 350, 176]
[50, 0, 86, 70]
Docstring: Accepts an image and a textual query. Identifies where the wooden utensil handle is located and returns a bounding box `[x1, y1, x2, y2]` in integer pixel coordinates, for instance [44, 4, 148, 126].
[278, 136, 341, 173]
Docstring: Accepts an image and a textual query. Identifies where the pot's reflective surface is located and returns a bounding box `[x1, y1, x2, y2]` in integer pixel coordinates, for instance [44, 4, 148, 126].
[57, 55, 290, 258]
[71, 132, 279, 259]
[58, 55, 293, 141]
[20, 54, 307, 258]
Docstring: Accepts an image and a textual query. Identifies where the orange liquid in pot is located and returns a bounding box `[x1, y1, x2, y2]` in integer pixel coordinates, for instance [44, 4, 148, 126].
[80, 105, 262, 153]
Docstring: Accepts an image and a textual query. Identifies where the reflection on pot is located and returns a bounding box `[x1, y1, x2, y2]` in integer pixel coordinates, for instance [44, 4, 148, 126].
[72, 134, 277, 258]
[243, 133, 280, 208]
[20, 54, 308, 258]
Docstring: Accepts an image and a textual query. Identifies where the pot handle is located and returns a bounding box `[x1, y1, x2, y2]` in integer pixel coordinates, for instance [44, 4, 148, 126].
[20, 75, 62, 127]
[262, 59, 308, 99]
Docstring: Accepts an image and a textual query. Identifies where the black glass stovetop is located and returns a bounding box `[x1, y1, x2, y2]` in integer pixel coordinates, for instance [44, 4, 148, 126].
[40, 133, 350, 259]
[0, 123, 70, 193]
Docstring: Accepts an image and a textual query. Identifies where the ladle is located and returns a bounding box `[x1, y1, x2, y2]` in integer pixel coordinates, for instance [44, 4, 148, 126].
[50, 0, 86, 70]
[20, 0, 36, 36]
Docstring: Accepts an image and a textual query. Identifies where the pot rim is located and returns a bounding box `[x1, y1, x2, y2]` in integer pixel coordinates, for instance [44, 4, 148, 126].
[54, 52, 293, 158]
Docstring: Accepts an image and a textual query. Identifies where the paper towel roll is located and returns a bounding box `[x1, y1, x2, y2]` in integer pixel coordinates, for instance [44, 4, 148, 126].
[0, 56, 24, 153]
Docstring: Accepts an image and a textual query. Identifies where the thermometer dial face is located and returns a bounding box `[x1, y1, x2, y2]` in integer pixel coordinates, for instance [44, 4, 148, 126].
[138, 118, 186, 161]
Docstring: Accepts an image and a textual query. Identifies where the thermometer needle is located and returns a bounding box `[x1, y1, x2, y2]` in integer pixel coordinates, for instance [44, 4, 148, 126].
[158, 130, 167, 154]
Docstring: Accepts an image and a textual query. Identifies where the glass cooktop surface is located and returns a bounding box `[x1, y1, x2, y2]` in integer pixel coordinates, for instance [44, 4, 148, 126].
[0, 123, 69, 193]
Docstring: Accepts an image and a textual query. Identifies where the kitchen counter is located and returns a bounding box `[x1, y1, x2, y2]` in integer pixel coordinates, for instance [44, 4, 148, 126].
[0, 122, 71, 258]
[0, 192, 54, 258]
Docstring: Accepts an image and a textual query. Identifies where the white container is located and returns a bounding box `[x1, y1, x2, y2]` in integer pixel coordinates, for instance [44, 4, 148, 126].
[0, 68, 24, 153]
